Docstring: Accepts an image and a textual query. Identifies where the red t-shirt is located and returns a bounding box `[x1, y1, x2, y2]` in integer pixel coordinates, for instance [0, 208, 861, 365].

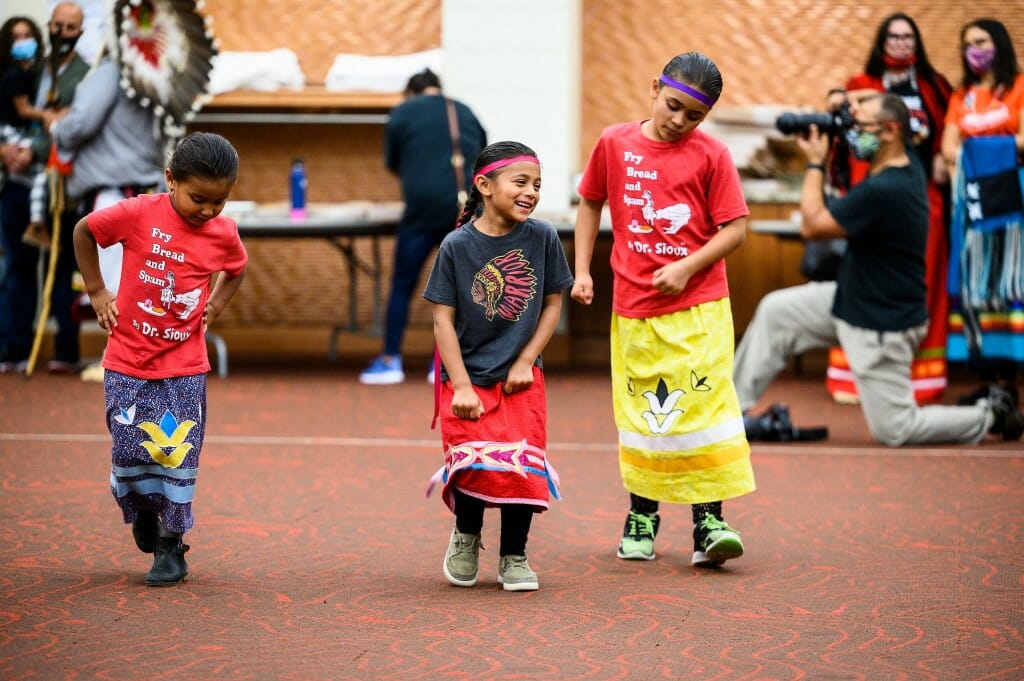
[87, 193, 248, 379]
[577, 121, 748, 318]
[945, 74, 1024, 139]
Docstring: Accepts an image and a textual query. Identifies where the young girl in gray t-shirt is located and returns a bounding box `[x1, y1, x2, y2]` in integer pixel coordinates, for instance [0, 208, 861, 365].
[423, 140, 574, 592]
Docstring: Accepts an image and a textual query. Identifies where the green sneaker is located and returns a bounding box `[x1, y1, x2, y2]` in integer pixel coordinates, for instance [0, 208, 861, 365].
[497, 554, 539, 591]
[692, 515, 743, 567]
[443, 528, 481, 587]
[617, 511, 659, 560]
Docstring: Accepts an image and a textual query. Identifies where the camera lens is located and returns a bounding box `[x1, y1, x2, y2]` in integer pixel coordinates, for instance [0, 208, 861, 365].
[775, 112, 840, 135]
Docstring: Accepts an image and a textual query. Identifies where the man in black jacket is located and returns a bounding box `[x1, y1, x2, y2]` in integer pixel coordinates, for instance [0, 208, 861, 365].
[360, 68, 487, 385]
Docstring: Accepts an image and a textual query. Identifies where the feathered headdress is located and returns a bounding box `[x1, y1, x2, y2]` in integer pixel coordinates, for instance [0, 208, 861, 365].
[110, 0, 218, 139]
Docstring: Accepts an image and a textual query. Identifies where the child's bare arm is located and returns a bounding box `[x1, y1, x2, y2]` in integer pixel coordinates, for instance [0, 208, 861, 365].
[12, 95, 45, 123]
[504, 291, 563, 394]
[204, 267, 247, 329]
[433, 303, 484, 419]
[652, 216, 747, 295]
[73, 216, 118, 332]
[571, 197, 604, 305]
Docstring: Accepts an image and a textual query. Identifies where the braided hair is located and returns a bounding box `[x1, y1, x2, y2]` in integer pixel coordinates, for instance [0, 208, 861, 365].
[454, 140, 539, 228]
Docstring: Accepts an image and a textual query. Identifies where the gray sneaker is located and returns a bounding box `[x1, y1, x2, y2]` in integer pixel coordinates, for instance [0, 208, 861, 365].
[497, 554, 539, 591]
[443, 528, 481, 587]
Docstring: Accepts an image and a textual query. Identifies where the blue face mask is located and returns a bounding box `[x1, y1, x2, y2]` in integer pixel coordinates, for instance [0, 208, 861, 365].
[845, 128, 882, 161]
[11, 37, 38, 61]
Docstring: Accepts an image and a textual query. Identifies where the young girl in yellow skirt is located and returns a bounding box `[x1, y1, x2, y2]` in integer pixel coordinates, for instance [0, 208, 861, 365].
[572, 52, 755, 567]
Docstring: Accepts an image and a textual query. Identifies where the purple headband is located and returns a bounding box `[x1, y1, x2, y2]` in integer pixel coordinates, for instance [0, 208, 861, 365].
[473, 155, 540, 182]
[658, 75, 715, 108]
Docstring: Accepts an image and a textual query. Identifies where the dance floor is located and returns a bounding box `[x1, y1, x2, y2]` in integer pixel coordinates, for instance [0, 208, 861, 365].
[1, 361, 1022, 680]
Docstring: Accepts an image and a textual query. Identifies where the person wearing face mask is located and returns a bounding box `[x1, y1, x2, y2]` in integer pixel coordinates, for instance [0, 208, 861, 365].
[1, 16, 48, 247]
[33, 2, 90, 158]
[733, 93, 1023, 446]
[0, 16, 45, 129]
[0, 16, 45, 201]
[0, 16, 44, 321]
[0, 1, 90, 374]
[940, 17, 1024, 409]
[41, 14, 171, 383]
[0, 13, 63, 372]
[818, 13, 954, 407]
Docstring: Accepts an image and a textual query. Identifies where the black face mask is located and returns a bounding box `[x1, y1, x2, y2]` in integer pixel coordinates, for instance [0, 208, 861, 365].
[49, 32, 80, 57]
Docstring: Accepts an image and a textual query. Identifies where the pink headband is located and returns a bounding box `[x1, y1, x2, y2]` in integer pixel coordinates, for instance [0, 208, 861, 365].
[473, 155, 540, 182]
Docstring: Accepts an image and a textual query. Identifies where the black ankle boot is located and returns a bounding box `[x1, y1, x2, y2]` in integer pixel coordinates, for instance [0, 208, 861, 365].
[145, 536, 190, 586]
[132, 511, 159, 553]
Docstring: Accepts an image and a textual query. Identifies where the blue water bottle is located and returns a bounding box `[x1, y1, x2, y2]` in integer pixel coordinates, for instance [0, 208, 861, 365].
[289, 158, 307, 221]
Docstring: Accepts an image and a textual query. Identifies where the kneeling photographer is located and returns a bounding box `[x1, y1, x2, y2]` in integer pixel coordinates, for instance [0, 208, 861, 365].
[734, 93, 1022, 446]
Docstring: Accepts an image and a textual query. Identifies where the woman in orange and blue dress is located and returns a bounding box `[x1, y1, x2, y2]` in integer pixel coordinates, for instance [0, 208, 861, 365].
[941, 17, 1024, 404]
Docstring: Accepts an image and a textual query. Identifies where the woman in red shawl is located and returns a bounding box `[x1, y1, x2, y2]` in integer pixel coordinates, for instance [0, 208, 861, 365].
[823, 12, 953, 403]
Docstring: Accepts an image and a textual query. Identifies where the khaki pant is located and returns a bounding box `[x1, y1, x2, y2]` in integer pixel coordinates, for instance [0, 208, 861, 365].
[733, 281, 991, 446]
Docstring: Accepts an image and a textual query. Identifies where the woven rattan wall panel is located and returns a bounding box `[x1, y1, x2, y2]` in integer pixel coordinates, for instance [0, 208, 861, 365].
[211, 234, 438, 332]
[581, 0, 1024, 165]
[200, 0, 441, 83]
[190, 0, 441, 335]
[195, 122, 399, 205]
[196, 120, 412, 329]
[189, 123, 412, 329]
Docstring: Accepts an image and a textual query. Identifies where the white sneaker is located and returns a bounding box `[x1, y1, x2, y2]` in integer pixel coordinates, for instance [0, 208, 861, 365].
[80, 362, 105, 383]
[359, 355, 404, 385]
[0, 359, 28, 374]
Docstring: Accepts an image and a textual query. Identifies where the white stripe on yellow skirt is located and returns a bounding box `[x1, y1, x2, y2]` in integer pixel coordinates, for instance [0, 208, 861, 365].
[611, 298, 755, 504]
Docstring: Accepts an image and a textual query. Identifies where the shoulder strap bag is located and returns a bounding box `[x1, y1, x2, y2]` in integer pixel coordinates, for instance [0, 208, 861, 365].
[445, 98, 468, 214]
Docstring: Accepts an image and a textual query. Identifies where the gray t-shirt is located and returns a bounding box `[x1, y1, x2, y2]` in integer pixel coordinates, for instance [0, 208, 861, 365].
[423, 218, 574, 385]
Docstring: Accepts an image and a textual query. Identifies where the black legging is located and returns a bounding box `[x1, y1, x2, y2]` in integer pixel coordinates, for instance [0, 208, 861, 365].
[453, 489, 534, 557]
[630, 493, 723, 524]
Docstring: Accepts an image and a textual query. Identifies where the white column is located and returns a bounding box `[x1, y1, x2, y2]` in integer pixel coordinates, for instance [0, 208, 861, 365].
[441, 0, 581, 216]
[9, 0, 50, 27]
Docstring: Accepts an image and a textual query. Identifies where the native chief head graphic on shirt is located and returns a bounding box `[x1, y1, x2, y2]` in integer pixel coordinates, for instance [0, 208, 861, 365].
[471, 249, 537, 321]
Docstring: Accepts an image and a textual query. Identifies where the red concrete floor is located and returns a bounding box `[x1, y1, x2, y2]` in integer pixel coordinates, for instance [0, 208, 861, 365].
[1, 361, 1022, 680]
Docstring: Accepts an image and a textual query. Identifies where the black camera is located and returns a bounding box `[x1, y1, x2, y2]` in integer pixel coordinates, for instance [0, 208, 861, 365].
[775, 104, 855, 136]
